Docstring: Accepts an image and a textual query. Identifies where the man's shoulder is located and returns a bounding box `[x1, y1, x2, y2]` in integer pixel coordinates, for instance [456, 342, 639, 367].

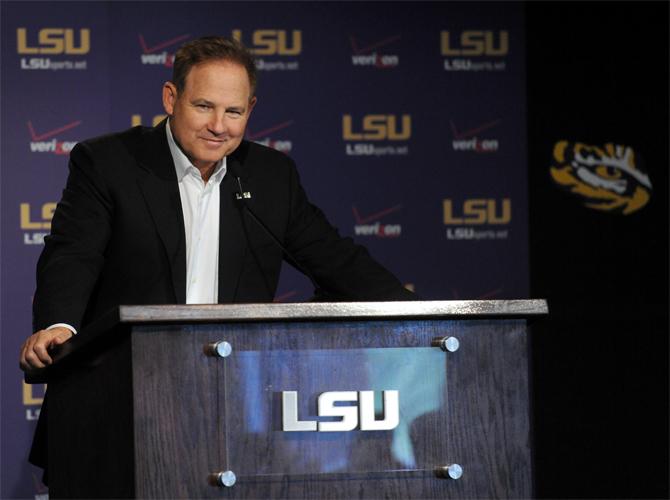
[76, 124, 157, 157]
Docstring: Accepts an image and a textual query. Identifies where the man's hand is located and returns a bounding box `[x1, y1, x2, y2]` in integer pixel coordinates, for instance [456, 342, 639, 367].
[19, 327, 73, 371]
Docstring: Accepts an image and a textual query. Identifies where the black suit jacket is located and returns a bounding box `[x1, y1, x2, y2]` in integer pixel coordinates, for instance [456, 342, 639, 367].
[30, 122, 412, 491]
[33, 120, 412, 333]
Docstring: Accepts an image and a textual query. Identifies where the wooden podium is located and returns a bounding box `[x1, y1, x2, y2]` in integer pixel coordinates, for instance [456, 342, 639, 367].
[38, 300, 547, 499]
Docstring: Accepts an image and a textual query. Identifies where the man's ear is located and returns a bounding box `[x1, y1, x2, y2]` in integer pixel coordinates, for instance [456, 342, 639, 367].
[162, 82, 178, 115]
[247, 96, 257, 116]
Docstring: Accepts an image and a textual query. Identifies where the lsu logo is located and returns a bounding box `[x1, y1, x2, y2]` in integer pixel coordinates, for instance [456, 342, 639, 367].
[17, 28, 90, 54]
[550, 141, 652, 215]
[24, 382, 46, 421]
[343, 114, 411, 141]
[282, 390, 400, 432]
[24, 382, 46, 405]
[21, 202, 55, 245]
[443, 198, 511, 225]
[440, 30, 508, 56]
[21, 202, 56, 230]
[232, 30, 302, 55]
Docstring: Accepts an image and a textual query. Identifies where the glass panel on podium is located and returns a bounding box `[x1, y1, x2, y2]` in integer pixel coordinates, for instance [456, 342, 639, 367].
[221, 342, 448, 478]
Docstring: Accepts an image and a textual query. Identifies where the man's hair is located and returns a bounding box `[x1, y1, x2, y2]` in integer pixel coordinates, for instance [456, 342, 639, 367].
[172, 36, 257, 97]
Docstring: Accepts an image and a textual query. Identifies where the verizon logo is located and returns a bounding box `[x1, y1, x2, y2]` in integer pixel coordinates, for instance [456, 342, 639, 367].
[138, 33, 189, 66]
[28, 120, 80, 154]
[350, 35, 400, 68]
[353, 204, 402, 238]
[247, 120, 293, 153]
[450, 119, 500, 153]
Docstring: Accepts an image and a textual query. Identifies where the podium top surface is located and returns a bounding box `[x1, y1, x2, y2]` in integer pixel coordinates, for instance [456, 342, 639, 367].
[119, 299, 548, 324]
[26, 300, 547, 383]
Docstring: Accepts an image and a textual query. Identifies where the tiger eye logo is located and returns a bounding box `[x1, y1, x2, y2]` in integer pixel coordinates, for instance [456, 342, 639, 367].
[550, 141, 652, 215]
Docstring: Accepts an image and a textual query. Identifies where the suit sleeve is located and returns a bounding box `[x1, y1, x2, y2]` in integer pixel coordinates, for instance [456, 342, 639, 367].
[283, 160, 415, 301]
[32, 142, 113, 332]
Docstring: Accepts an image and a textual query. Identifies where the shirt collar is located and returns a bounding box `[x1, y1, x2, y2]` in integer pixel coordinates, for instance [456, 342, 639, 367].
[166, 119, 227, 183]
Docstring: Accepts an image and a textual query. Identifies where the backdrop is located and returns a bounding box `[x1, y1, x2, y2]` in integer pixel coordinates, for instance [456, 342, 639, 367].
[0, 2, 527, 498]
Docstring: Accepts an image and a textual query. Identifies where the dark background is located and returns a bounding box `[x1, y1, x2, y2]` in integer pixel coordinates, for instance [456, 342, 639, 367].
[527, 2, 668, 498]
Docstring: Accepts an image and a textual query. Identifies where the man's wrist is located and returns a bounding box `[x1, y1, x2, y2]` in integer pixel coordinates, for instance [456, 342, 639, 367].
[46, 323, 77, 335]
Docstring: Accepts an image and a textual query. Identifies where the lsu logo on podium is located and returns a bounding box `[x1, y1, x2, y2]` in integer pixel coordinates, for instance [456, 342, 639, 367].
[282, 390, 400, 432]
[21, 202, 56, 245]
[232, 29, 302, 55]
[17, 28, 89, 70]
[441, 30, 508, 72]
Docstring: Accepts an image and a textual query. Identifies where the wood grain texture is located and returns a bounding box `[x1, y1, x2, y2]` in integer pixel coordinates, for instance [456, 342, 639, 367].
[132, 325, 223, 498]
[128, 318, 531, 499]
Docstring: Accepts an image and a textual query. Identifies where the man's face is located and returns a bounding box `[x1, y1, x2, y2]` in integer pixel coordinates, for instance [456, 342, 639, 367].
[162, 59, 256, 172]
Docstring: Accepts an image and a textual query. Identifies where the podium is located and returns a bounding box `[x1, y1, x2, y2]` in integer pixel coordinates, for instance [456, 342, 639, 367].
[38, 300, 547, 499]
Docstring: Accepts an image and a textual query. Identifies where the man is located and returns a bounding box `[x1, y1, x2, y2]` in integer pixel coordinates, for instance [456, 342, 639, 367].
[19, 36, 412, 489]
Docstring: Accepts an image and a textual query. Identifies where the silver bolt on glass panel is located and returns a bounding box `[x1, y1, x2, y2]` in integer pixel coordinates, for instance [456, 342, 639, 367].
[431, 336, 460, 352]
[435, 464, 463, 480]
[216, 470, 236, 487]
[205, 341, 232, 358]
[443, 336, 460, 352]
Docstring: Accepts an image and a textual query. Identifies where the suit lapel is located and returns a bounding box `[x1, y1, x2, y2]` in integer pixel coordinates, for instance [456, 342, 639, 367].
[135, 121, 187, 304]
[218, 148, 250, 303]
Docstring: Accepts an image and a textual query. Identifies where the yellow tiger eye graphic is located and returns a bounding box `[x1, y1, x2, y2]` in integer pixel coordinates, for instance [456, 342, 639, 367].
[550, 141, 652, 215]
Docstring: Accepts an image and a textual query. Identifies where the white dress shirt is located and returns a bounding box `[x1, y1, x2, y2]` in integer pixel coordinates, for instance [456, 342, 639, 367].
[166, 120, 226, 304]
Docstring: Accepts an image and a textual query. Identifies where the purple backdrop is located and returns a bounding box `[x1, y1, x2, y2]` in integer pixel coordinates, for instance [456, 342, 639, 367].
[1, 2, 526, 497]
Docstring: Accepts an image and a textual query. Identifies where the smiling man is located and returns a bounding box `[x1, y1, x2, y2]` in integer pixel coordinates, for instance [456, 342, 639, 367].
[20, 36, 412, 492]
[163, 58, 256, 180]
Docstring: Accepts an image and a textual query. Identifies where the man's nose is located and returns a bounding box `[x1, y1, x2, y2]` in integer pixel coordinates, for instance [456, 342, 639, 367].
[208, 112, 227, 135]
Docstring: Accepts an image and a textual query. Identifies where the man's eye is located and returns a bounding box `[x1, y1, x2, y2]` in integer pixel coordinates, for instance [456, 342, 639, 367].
[196, 104, 211, 110]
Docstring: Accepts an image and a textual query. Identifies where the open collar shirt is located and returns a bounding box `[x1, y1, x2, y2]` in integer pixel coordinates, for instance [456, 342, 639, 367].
[166, 119, 226, 304]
